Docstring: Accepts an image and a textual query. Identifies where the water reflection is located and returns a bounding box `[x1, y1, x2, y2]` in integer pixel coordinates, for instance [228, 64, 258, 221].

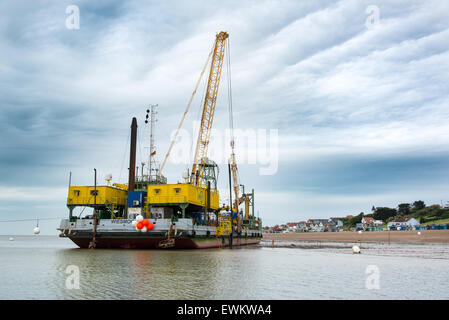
[52, 247, 268, 299]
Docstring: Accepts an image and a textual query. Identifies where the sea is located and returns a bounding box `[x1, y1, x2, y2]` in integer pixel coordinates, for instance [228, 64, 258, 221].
[0, 235, 448, 299]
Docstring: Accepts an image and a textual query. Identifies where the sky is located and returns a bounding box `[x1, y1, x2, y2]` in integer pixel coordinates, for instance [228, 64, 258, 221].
[1, 0, 449, 234]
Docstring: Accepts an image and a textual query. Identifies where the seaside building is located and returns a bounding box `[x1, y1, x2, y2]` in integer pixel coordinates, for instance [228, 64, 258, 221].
[361, 217, 374, 227]
[308, 219, 329, 225]
[305, 219, 325, 232]
[329, 218, 344, 228]
[373, 220, 383, 226]
[387, 218, 420, 230]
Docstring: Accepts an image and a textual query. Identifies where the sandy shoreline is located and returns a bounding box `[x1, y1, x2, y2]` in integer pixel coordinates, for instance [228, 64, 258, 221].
[263, 230, 449, 244]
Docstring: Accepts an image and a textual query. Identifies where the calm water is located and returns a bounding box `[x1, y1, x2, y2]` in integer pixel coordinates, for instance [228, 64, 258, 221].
[0, 236, 448, 299]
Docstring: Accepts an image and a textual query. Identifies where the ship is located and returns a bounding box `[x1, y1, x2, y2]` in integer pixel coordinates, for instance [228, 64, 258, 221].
[58, 31, 262, 249]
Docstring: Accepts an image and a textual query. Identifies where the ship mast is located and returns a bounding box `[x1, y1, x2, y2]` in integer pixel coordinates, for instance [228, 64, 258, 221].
[146, 104, 158, 181]
[143, 104, 166, 185]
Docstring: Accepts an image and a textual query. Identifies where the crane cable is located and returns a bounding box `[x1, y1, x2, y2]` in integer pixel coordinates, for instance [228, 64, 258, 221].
[159, 46, 214, 177]
[226, 38, 240, 182]
[227, 37, 234, 143]
[0, 217, 64, 223]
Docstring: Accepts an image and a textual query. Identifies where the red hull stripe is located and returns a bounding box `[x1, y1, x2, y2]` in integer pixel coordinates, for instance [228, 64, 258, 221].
[69, 236, 261, 249]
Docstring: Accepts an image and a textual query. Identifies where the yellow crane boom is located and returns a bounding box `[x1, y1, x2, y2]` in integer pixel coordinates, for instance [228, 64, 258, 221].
[190, 31, 229, 187]
[231, 151, 240, 213]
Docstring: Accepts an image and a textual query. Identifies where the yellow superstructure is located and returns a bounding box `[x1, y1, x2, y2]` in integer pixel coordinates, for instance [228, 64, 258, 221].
[67, 186, 127, 206]
[147, 183, 219, 210]
[216, 213, 232, 236]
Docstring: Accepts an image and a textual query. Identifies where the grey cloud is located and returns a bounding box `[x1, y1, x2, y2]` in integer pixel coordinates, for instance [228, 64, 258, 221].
[1, 0, 449, 231]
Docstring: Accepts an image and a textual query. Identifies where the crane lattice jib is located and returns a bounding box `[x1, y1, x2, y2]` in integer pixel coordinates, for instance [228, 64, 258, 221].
[191, 32, 228, 187]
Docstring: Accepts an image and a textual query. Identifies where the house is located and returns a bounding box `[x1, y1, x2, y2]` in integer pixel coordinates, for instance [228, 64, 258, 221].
[308, 219, 329, 225]
[305, 219, 326, 232]
[373, 220, 383, 226]
[296, 221, 308, 232]
[304, 222, 313, 231]
[298, 221, 307, 227]
[329, 218, 344, 228]
[361, 217, 374, 226]
[407, 218, 420, 227]
[346, 215, 354, 219]
[311, 223, 324, 232]
[387, 218, 420, 230]
[285, 223, 298, 232]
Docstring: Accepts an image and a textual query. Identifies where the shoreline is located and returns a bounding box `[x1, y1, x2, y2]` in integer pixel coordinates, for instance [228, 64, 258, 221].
[262, 230, 449, 244]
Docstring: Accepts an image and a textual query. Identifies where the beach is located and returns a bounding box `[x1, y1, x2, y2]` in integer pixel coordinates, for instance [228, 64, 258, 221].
[263, 230, 449, 244]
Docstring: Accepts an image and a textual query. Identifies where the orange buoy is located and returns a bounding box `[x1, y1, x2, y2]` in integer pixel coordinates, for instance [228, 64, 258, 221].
[147, 222, 154, 230]
[142, 219, 149, 226]
[136, 222, 144, 230]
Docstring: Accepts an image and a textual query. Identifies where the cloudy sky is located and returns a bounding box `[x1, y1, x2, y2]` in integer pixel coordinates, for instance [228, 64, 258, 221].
[1, 0, 449, 234]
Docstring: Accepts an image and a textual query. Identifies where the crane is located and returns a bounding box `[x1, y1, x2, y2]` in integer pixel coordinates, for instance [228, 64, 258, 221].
[154, 31, 250, 223]
[190, 31, 228, 187]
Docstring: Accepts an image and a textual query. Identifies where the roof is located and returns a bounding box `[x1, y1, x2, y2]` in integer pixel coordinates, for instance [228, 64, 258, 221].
[363, 217, 374, 221]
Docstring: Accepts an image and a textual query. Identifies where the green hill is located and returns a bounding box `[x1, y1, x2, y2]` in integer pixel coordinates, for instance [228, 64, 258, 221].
[343, 203, 449, 229]
[409, 205, 449, 224]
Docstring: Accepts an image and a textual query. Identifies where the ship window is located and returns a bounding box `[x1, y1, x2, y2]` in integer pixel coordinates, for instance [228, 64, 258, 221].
[174, 188, 180, 194]
[73, 190, 80, 196]
[154, 189, 160, 194]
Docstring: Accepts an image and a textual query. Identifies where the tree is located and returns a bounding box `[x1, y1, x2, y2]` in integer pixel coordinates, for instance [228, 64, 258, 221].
[398, 203, 411, 215]
[347, 212, 363, 227]
[373, 207, 397, 221]
[413, 200, 425, 210]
